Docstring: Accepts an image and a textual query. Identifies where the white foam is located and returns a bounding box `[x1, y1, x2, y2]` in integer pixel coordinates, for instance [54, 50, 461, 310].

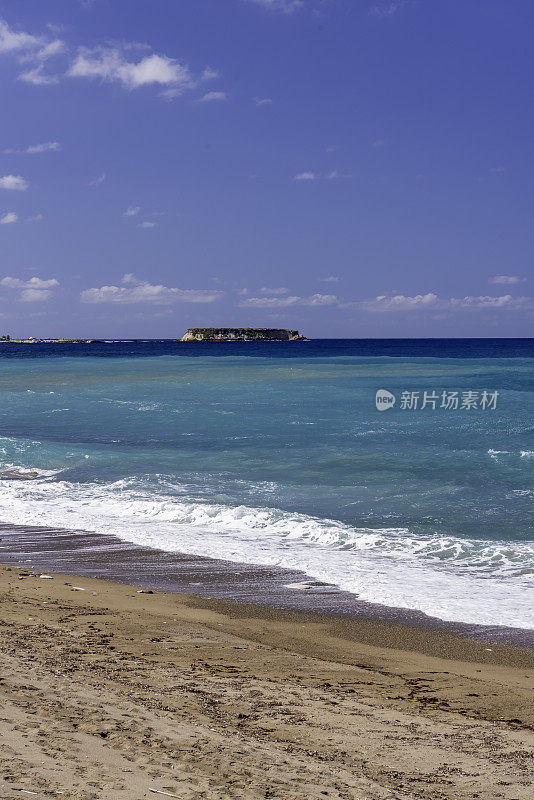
[0, 474, 532, 629]
[0, 463, 60, 478]
[284, 583, 314, 590]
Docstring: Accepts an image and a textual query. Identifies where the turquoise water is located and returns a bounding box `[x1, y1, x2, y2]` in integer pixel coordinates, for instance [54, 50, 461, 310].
[0, 340, 532, 628]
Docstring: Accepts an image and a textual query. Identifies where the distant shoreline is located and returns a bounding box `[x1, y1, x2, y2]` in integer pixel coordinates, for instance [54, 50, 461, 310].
[0, 337, 532, 343]
[0, 337, 309, 344]
[0, 338, 134, 344]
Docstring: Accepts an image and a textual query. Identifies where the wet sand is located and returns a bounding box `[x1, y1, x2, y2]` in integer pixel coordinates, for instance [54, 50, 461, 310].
[0, 561, 533, 800]
[0, 522, 532, 649]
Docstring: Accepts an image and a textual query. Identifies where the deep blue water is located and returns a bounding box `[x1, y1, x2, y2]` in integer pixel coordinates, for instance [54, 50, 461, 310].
[0, 337, 532, 360]
[0, 339, 532, 628]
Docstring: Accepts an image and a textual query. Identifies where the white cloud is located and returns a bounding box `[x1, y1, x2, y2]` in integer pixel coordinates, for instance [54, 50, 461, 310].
[89, 172, 106, 187]
[1, 276, 59, 302]
[20, 40, 64, 85]
[370, 2, 407, 18]
[1, 276, 59, 289]
[29, 213, 44, 221]
[0, 19, 219, 101]
[197, 91, 228, 102]
[0, 19, 43, 54]
[26, 141, 61, 154]
[68, 47, 196, 93]
[304, 293, 338, 306]
[0, 212, 18, 225]
[0, 19, 64, 85]
[0, 174, 28, 190]
[360, 292, 532, 312]
[138, 221, 156, 229]
[321, 275, 339, 282]
[239, 295, 299, 308]
[327, 169, 351, 180]
[489, 275, 525, 285]
[6, 140, 61, 154]
[362, 293, 439, 311]
[243, 0, 304, 12]
[293, 171, 317, 181]
[489, 166, 506, 174]
[19, 66, 59, 86]
[449, 295, 532, 309]
[20, 288, 53, 302]
[81, 275, 223, 305]
[32, 39, 65, 60]
[293, 170, 350, 181]
[239, 293, 337, 308]
[254, 97, 272, 106]
[123, 205, 141, 217]
[201, 67, 219, 81]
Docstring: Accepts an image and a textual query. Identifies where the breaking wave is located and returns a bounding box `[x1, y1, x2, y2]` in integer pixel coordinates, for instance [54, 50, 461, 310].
[0, 471, 532, 629]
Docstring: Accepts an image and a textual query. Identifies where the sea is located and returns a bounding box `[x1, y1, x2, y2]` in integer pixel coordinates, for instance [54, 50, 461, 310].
[0, 338, 532, 630]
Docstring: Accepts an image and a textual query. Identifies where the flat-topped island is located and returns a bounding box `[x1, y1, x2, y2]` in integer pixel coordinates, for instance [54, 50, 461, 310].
[180, 327, 307, 341]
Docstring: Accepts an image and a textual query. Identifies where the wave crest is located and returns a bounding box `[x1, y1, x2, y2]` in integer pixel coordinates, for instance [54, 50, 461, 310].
[0, 472, 532, 629]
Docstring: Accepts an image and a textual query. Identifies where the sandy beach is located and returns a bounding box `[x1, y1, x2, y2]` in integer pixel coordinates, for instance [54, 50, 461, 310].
[0, 563, 532, 800]
[1, 0, 533, 796]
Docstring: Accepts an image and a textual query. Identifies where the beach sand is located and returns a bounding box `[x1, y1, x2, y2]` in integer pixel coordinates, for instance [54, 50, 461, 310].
[0, 564, 532, 800]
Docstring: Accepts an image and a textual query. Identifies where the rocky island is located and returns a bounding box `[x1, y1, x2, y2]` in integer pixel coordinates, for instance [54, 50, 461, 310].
[180, 328, 307, 342]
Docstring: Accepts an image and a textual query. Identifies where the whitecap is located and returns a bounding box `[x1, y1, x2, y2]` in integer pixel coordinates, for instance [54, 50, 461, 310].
[0, 475, 531, 629]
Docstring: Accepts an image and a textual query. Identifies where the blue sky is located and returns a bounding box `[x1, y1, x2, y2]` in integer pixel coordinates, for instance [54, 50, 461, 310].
[0, 0, 532, 338]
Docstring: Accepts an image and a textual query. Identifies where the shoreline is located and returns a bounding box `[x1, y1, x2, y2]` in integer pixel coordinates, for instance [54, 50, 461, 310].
[0, 521, 532, 651]
[0, 561, 532, 799]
